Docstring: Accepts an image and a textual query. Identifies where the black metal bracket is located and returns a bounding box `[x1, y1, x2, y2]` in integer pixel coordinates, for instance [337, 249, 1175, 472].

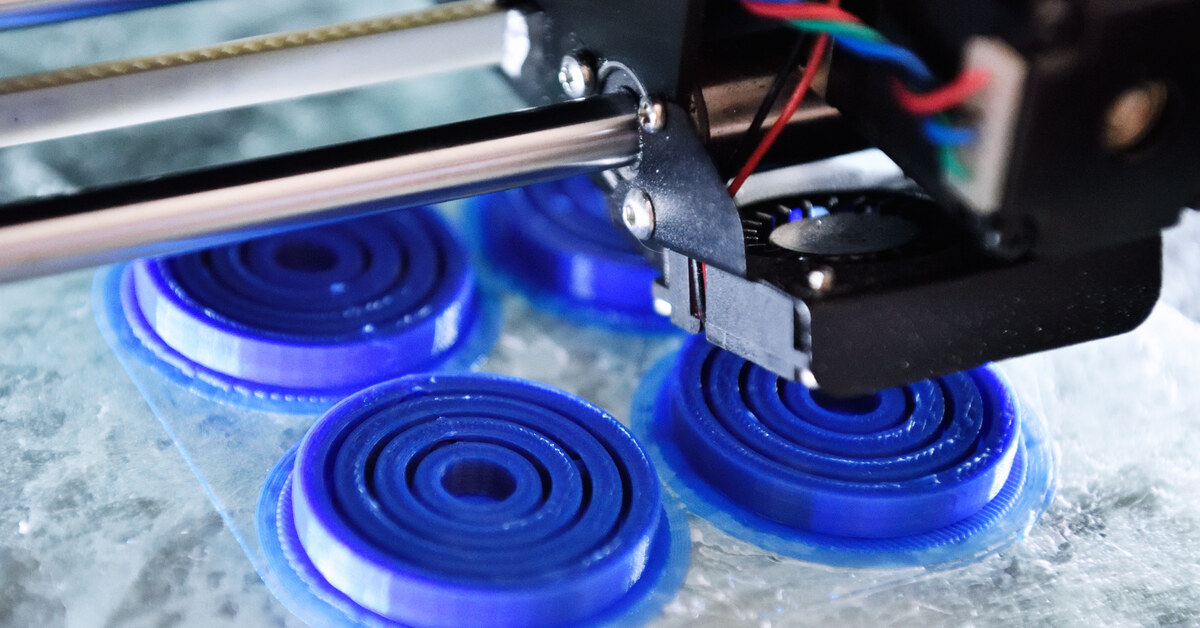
[609, 101, 747, 276]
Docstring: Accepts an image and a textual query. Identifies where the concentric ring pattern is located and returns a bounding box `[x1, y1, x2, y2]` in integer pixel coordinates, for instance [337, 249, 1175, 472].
[286, 374, 665, 628]
[123, 209, 479, 395]
[479, 176, 661, 322]
[666, 337, 1020, 539]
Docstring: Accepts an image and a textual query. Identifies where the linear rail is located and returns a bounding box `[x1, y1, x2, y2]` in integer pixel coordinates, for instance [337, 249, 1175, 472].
[0, 0, 514, 147]
[0, 93, 642, 281]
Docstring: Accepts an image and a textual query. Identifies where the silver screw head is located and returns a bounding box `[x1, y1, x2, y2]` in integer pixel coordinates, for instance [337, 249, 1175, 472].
[1104, 80, 1169, 153]
[622, 188, 656, 241]
[807, 266, 835, 293]
[638, 97, 666, 133]
[558, 54, 595, 100]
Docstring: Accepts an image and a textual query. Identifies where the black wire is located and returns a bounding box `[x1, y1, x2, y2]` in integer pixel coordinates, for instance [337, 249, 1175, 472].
[724, 34, 814, 176]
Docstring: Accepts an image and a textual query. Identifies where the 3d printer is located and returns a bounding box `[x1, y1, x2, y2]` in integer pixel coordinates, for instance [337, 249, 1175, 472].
[0, 2, 1197, 627]
[2, 0, 1196, 397]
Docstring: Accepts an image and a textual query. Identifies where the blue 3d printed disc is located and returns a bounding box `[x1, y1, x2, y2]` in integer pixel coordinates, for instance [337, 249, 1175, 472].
[0, 0, 194, 29]
[120, 209, 494, 405]
[476, 176, 672, 332]
[634, 336, 1056, 566]
[257, 373, 688, 628]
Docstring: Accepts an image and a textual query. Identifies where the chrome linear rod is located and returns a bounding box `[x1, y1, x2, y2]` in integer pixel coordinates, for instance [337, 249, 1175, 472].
[0, 0, 515, 147]
[0, 93, 642, 282]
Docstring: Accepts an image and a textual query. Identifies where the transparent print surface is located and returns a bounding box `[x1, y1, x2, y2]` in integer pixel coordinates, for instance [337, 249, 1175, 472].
[0, 0, 1197, 623]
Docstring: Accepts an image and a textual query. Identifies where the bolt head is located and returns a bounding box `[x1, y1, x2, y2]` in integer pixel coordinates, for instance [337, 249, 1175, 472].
[637, 98, 666, 133]
[1104, 80, 1169, 153]
[558, 54, 595, 100]
[807, 267, 834, 293]
[622, 189, 656, 241]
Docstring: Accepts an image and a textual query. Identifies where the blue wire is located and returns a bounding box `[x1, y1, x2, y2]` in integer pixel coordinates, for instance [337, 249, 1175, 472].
[832, 36, 935, 84]
[744, 1, 935, 84]
[743, 0, 975, 151]
[921, 119, 977, 146]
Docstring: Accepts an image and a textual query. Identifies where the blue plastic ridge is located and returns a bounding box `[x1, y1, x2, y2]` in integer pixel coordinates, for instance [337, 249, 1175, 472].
[632, 336, 1057, 568]
[110, 208, 500, 412]
[471, 176, 675, 334]
[257, 373, 690, 628]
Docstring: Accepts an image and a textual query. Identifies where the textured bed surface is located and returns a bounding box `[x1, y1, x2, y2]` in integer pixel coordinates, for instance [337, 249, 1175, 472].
[1, 2, 1198, 626]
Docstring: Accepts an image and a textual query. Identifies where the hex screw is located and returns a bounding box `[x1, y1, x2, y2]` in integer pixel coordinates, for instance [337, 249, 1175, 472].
[622, 188, 656, 241]
[558, 53, 596, 100]
[638, 97, 666, 133]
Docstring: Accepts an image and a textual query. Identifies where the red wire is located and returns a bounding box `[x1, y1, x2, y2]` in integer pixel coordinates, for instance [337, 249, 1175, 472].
[728, 4, 838, 197]
[742, 1, 861, 23]
[891, 68, 992, 115]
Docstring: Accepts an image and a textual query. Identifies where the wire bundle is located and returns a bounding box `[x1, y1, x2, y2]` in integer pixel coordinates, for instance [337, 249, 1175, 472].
[731, 0, 991, 192]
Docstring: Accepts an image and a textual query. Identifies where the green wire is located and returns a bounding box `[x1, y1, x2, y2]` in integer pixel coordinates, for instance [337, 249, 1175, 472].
[789, 19, 886, 42]
[940, 145, 971, 180]
[934, 113, 972, 180]
[788, 16, 975, 182]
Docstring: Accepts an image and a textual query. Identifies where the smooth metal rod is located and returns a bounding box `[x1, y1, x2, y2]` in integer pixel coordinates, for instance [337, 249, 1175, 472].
[0, 0, 511, 147]
[0, 93, 642, 281]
